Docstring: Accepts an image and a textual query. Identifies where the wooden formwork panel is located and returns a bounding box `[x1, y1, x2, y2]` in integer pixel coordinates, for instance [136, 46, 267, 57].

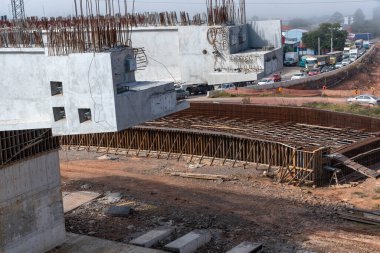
[60, 127, 326, 186]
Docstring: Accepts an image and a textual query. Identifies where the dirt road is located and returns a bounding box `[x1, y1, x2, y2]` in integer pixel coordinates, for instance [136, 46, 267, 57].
[61, 151, 380, 253]
[189, 96, 347, 106]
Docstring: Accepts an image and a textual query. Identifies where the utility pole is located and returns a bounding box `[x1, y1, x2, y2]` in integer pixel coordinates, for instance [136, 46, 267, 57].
[10, 0, 25, 22]
[331, 29, 334, 52]
[318, 37, 321, 55]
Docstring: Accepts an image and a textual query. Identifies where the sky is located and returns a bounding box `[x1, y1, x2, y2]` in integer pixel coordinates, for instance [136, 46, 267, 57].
[0, 0, 379, 20]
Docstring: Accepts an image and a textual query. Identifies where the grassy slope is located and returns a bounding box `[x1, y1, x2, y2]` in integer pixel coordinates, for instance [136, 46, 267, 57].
[304, 102, 380, 118]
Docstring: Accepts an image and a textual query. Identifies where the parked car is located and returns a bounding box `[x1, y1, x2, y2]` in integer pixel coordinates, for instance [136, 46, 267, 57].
[320, 66, 330, 73]
[257, 78, 274, 85]
[308, 69, 320, 76]
[347, 95, 380, 106]
[186, 84, 214, 95]
[175, 88, 189, 100]
[272, 73, 282, 82]
[335, 62, 343, 69]
[291, 73, 307, 80]
[342, 58, 352, 66]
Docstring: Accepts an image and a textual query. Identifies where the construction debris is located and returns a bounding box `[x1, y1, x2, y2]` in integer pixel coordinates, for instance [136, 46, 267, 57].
[106, 205, 133, 217]
[63, 191, 101, 213]
[168, 172, 230, 181]
[338, 208, 380, 225]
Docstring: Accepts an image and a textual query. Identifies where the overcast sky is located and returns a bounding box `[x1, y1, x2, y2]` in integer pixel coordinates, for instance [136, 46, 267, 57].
[0, 0, 379, 20]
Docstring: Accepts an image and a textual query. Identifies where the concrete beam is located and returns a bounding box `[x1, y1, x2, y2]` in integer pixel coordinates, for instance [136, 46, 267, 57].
[130, 228, 174, 247]
[226, 242, 263, 253]
[164, 230, 211, 253]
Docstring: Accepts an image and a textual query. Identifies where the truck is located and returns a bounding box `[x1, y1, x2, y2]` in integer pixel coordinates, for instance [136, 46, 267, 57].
[363, 41, 371, 49]
[349, 48, 358, 61]
[343, 47, 352, 59]
[354, 33, 373, 41]
[327, 51, 343, 65]
[355, 39, 364, 49]
[299, 55, 314, 68]
[284, 52, 299, 66]
[304, 55, 330, 69]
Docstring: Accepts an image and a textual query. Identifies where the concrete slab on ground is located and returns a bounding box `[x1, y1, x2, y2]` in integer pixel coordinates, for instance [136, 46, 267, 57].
[62, 191, 100, 213]
[164, 230, 211, 253]
[49, 233, 167, 253]
[226, 241, 263, 253]
[130, 228, 174, 247]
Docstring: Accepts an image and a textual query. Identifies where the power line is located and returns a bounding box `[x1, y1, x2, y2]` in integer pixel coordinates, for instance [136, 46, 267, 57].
[119, 0, 380, 5]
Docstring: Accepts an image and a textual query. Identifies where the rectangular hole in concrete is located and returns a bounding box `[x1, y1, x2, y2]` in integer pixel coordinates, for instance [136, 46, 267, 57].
[50, 81, 63, 96]
[78, 109, 92, 123]
[53, 107, 66, 121]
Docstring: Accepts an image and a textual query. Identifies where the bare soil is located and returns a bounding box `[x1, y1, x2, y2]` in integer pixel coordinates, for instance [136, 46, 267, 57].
[60, 150, 380, 253]
[334, 44, 380, 91]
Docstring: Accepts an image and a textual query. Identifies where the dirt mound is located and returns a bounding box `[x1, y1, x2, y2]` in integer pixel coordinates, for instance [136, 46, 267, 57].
[334, 45, 380, 91]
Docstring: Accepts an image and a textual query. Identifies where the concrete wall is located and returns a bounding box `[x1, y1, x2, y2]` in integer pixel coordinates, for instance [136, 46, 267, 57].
[263, 47, 284, 76]
[178, 26, 215, 84]
[131, 27, 181, 82]
[248, 20, 283, 49]
[0, 47, 187, 135]
[115, 82, 189, 129]
[0, 151, 66, 253]
[130, 23, 283, 85]
[0, 50, 52, 130]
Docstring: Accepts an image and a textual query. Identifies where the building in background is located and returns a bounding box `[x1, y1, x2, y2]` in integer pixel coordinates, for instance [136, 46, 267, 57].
[283, 28, 315, 56]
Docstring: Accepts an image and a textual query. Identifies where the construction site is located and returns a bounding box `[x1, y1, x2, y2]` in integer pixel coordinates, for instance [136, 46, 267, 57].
[1, 0, 380, 253]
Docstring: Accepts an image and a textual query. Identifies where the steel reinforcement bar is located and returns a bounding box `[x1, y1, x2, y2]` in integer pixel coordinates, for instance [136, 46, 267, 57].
[60, 127, 329, 186]
[0, 129, 59, 169]
[183, 103, 380, 132]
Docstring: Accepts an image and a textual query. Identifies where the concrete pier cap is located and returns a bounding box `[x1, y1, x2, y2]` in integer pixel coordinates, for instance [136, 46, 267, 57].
[0, 46, 188, 136]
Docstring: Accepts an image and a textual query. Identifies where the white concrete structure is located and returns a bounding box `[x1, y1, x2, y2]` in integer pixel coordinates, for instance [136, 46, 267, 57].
[0, 151, 66, 253]
[131, 20, 283, 85]
[0, 46, 188, 135]
[0, 24, 188, 253]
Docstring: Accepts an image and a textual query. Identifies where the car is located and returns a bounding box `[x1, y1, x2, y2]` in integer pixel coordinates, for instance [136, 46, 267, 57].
[308, 68, 320, 76]
[335, 62, 343, 69]
[272, 73, 282, 82]
[342, 58, 352, 66]
[291, 73, 307, 80]
[320, 66, 330, 73]
[175, 88, 189, 100]
[347, 95, 380, 106]
[186, 84, 214, 95]
[257, 78, 274, 85]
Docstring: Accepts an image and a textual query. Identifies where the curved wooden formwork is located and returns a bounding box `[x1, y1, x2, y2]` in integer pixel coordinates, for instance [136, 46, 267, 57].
[60, 103, 379, 187]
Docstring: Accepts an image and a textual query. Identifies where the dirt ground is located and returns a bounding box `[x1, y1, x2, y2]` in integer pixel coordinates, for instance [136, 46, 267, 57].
[189, 96, 347, 106]
[60, 150, 380, 253]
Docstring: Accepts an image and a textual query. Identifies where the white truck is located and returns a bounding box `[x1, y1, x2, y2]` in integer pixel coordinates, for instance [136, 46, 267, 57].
[284, 52, 299, 66]
[343, 47, 351, 59]
[349, 48, 358, 62]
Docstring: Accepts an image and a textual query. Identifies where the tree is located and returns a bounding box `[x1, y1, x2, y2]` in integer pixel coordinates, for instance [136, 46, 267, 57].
[329, 12, 344, 24]
[302, 23, 348, 52]
[288, 18, 311, 28]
